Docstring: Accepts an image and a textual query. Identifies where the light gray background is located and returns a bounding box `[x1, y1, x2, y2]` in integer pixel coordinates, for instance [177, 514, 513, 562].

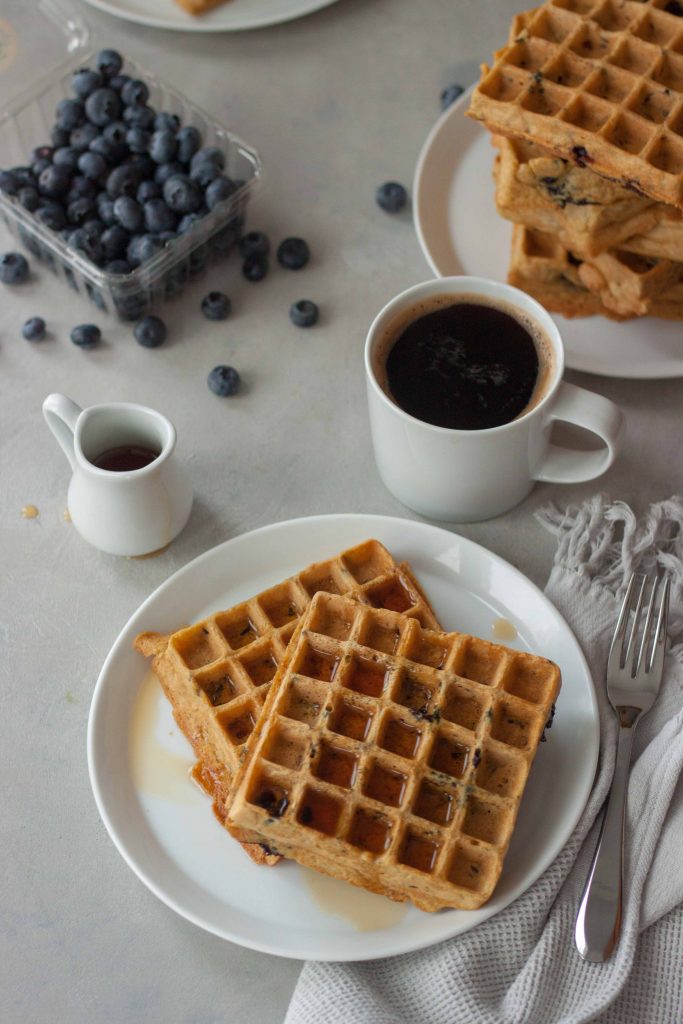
[1, 1, 681, 1021]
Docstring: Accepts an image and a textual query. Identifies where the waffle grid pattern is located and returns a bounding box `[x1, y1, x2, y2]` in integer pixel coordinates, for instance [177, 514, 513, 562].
[469, 0, 683, 207]
[228, 593, 560, 911]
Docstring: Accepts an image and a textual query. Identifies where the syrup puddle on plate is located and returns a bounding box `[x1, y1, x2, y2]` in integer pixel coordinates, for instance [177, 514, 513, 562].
[129, 670, 195, 803]
[300, 867, 409, 931]
[491, 617, 517, 642]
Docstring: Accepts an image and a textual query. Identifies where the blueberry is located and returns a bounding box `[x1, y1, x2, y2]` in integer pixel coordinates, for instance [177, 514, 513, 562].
[205, 175, 236, 211]
[242, 254, 268, 282]
[201, 291, 231, 321]
[154, 161, 185, 187]
[106, 163, 143, 198]
[149, 129, 177, 164]
[69, 174, 98, 200]
[96, 49, 123, 78]
[83, 217, 105, 235]
[128, 153, 156, 180]
[72, 68, 104, 99]
[164, 264, 187, 298]
[78, 151, 107, 180]
[103, 121, 127, 144]
[67, 197, 97, 226]
[0, 169, 19, 194]
[190, 147, 225, 172]
[0, 252, 29, 284]
[102, 225, 130, 260]
[189, 160, 221, 188]
[71, 323, 101, 348]
[115, 294, 146, 321]
[10, 166, 35, 189]
[134, 315, 166, 348]
[239, 231, 269, 259]
[123, 104, 155, 130]
[96, 193, 116, 225]
[90, 134, 127, 164]
[144, 198, 176, 233]
[22, 316, 46, 341]
[289, 299, 319, 328]
[109, 74, 130, 94]
[208, 365, 240, 396]
[51, 126, 71, 148]
[276, 237, 310, 270]
[121, 79, 149, 106]
[126, 127, 151, 154]
[18, 186, 39, 211]
[210, 217, 241, 254]
[114, 196, 144, 232]
[177, 212, 202, 234]
[137, 180, 160, 203]
[105, 259, 131, 274]
[440, 82, 465, 110]
[53, 147, 80, 171]
[36, 202, 67, 231]
[176, 126, 200, 164]
[85, 88, 122, 127]
[70, 122, 100, 151]
[68, 227, 104, 265]
[56, 98, 85, 131]
[154, 112, 180, 133]
[162, 174, 201, 213]
[127, 233, 162, 267]
[375, 181, 407, 213]
[32, 157, 53, 179]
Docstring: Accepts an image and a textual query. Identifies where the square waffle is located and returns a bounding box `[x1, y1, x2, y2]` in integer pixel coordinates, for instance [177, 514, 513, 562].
[134, 540, 440, 864]
[509, 222, 683, 317]
[227, 592, 561, 911]
[468, 0, 683, 208]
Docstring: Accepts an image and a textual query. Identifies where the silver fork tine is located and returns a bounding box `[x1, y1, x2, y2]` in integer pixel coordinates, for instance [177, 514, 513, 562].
[648, 575, 670, 677]
[634, 576, 659, 677]
[607, 573, 639, 673]
[622, 574, 647, 672]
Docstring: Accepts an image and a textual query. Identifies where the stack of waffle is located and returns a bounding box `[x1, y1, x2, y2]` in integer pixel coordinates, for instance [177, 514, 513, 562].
[468, 0, 683, 320]
[134, 540, 560, 911]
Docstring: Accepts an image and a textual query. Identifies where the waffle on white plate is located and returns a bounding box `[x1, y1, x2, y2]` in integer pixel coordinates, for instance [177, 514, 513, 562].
[134, 540, 440, 864]
[227, 592, 560, 910]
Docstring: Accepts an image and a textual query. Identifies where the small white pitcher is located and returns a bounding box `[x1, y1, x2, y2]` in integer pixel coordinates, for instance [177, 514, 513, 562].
[43, 393, 193, 556]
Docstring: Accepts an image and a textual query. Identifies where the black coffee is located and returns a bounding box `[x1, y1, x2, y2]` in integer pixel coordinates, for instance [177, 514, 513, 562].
[91, 444, 159, 472]
[385, 301, 541, 430]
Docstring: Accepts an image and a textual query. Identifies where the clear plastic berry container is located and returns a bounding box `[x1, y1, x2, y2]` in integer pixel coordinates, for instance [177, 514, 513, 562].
[0, 0, 261, 319]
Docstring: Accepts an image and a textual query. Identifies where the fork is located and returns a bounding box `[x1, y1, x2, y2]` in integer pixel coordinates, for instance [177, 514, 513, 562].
[575, 571, 671, 963]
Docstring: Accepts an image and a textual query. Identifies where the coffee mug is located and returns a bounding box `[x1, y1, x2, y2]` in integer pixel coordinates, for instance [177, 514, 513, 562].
[364, 276, 624, 522]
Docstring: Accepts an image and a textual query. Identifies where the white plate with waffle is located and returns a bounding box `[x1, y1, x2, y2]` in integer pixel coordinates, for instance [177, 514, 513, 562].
[413, 88, 683, 379]
[80, 0, 340, 32]
[88, 513, 598, 961]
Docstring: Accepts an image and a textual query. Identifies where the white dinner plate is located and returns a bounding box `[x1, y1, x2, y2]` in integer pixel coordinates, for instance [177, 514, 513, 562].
[88, 513, 598, 961]
[80, 0, 340, 32]
[413, 89, 683, 380]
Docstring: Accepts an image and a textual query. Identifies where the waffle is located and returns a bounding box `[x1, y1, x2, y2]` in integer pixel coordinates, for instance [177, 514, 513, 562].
[134, 540, 440, 864]
[468, 0, 683, 208]
[227, 592, 561, 912]
[509, 223, 683, 318]
[175, 0, 231, 14]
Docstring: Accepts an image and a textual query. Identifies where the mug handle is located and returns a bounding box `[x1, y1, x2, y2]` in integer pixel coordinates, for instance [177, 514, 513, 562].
[533, 382, 624, 484]
[43, 393, 83, 471]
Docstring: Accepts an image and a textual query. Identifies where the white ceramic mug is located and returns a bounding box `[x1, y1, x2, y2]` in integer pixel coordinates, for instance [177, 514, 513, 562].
[365, 277, 624, 522]
[43, 393, 193, 556]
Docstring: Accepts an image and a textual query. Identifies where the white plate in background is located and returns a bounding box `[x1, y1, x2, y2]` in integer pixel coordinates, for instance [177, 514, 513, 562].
[80, 0, 341, 32]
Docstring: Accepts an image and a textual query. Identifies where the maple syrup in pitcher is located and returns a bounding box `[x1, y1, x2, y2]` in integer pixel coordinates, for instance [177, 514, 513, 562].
[91, 444, 159, 472]
[382, 296, 553, 431]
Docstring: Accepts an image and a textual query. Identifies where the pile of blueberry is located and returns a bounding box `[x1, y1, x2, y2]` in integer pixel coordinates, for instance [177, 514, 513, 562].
[0, 48, 244, 307]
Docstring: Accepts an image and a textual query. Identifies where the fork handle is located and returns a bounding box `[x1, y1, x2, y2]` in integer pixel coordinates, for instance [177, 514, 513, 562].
[575, 712, 638, 962]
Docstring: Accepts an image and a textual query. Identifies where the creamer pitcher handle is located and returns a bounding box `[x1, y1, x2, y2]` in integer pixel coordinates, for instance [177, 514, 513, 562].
[43, 394, 83, 470]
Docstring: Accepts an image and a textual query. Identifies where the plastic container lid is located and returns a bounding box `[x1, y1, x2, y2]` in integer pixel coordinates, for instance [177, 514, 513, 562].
[0, 0, 89, 118]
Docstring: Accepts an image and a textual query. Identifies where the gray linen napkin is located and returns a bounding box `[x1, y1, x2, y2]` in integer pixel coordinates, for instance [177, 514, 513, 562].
[286, 496, 683, 1024]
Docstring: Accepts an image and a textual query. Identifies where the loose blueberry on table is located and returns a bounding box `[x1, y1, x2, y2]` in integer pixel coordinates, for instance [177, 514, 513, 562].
[22, 317, 46, 341]
[134, 315, 166, 348]
[289, 300, 319, 328]
[276, 237, 310, 270]
[242, 254, 269, 282]
[201, 291, 231, 321]
[70, 324, 101, 349]
[208, 365, 241, 397]
[0, 252, 29, 284]
[375, 181, 408, 213]
[440, 83, 465, 110]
